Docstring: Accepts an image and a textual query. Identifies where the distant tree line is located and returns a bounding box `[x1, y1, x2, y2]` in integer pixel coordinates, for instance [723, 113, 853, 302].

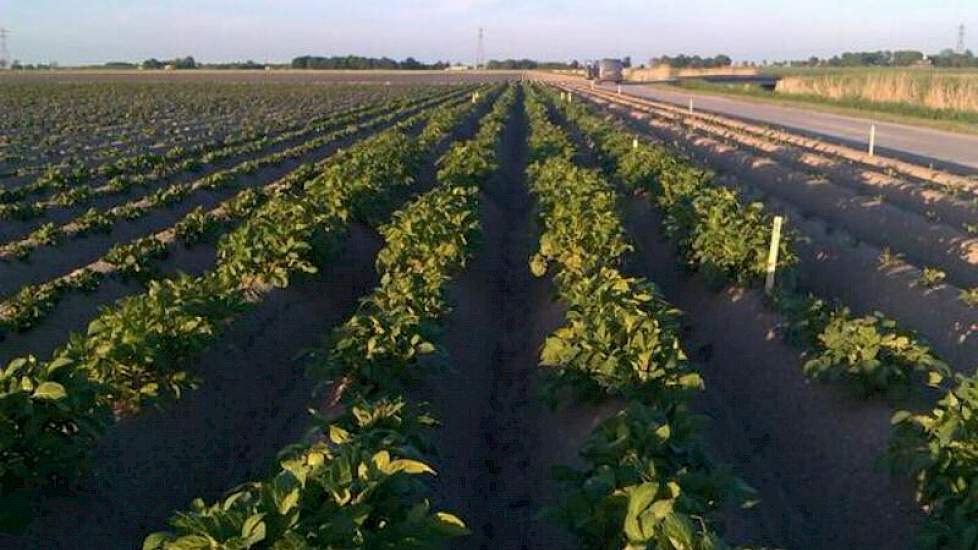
[650, 54, 733, 69]
[141, 56, 198, 70]
[291, 56, 450, 70]
[202, 60, 267, 70]
[6, 61, 59, 70]
[774, 49, 978, 68]
[485, 59, 575, 70]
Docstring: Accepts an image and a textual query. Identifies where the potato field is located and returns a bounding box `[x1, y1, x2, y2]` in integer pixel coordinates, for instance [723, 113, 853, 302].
[0, 71, 976, 550]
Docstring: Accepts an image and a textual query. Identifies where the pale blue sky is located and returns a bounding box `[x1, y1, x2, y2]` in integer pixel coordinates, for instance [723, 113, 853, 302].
[0, 0, 974, 65]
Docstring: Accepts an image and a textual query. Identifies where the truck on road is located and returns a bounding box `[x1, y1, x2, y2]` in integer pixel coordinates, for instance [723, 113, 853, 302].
[596, 59, 624, 83]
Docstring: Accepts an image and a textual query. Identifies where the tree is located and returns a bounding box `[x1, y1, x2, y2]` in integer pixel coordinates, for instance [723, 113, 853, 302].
[892, 50, 924, 66]
[173, 56, 197, 69]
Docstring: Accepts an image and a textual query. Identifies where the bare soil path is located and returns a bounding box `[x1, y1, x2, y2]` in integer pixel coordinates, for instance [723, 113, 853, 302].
[411, 89, 617, 550]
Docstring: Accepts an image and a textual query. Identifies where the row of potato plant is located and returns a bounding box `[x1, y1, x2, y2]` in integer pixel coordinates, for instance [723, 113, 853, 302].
[143, 85, 516, 550]
[0, 89, 471, 338]
[545, 84, 948, 399]
[0, 87, 451, 217]
[0, 82, 409, 195]
[523, 86, 765, 550]
[0, 87, 477, 260]
[0, 89, 498, 532]
[546, 85, 970, 549]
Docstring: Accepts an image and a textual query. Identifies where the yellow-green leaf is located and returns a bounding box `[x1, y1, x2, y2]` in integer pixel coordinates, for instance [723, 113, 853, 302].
[32, 381, 66, 401]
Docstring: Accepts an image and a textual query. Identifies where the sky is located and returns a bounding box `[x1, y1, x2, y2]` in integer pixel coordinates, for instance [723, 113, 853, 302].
[0, 0, 975, 66]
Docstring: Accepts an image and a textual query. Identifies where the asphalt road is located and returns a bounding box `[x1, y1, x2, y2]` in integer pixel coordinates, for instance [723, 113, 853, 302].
[596, 82, 978, 172]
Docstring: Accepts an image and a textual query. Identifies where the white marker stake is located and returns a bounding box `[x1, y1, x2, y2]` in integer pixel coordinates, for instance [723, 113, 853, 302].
[868, 124, 876, 157]
[632, 138, 638, 149]
[765, 216, 784, 293]
[689, 97, 694, 114]
[617, 84, 622, 95]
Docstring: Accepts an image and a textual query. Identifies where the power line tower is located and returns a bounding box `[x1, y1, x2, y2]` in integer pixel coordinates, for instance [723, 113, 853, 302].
[0, 28, 10, 70]
[957, 23, 966, 54]
[475, 27, 485, 70]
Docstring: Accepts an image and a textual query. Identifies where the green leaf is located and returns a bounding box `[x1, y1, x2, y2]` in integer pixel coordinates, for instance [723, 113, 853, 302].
[32, 381, 67, 401]
[387, 458, 436, 476]
[142, 532, 170, 550]
[624, 482, 658, 542]
[891, 410, 913, 425]
[432, 512, 471, 536]
[329, 425, 350, 445]
[241, 513, 266, 544]
[162, 535, 214, 550]
[662, 513, 695, 549]
[277, 487, 300, 515]
[540, 336, 567, 366]
[529, 254, 548, 277]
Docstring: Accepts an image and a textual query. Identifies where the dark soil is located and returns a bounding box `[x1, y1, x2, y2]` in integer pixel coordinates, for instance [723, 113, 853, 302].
[0, 98, 456, 367]
[7, 91, 499, 550]
[407, 89, 625, 550]
[16, 222, 383, 549]
[0, 97, 453, 296]
[547, 93, 924, 548]
[619, 194, 923, 550]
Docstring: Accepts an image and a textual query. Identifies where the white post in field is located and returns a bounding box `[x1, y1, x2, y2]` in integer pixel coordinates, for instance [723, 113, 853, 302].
[765, 216, 785, 293]
[688, 97, 694, 114]
[868, 124, 877, 156]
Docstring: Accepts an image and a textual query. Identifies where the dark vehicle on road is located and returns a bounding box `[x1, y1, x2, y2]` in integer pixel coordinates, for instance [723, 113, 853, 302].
[597, 58, 623, 83]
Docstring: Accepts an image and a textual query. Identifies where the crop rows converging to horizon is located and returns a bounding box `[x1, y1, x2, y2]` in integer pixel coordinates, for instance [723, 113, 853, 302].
[0, 74, 977, 550]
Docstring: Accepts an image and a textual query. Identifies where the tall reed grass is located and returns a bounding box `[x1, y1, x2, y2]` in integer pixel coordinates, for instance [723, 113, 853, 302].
[775, 71, 978, 114]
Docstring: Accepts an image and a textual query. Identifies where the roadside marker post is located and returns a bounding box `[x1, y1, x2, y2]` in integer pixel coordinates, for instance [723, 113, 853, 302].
[765, 216, 784, 293]
[689, 97, 694, 114]
[632, 137, 638, 149]
[617, 84, 622, 95]
[868, 124, 876, 157]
